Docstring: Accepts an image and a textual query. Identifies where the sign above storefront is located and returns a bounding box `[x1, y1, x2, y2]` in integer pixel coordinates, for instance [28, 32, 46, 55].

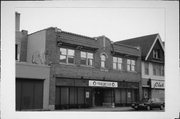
[89, 80, 118, 88]
[151, 80, 164, 89]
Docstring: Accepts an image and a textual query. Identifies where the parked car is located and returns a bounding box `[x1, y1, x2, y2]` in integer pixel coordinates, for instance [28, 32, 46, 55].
[131, 98, 164, 110]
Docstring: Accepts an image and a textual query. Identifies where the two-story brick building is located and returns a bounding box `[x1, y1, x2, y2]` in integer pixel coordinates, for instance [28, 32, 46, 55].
[27, 27, 142, 110]
[115, 34, 165, 101]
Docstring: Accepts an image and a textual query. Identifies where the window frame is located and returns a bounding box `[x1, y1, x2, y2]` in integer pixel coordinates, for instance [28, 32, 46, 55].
[113, 56, 123, 70]
[80, 51, 94, 66]
[153, 64, 164, 76]
[153, 49, 160, 59]
[15, 44, 20, 61]
[127, 59, 136, 72]
[59, 48, 75, 64]
[100, 54, 106, 68]
[144, 62, 149, 75]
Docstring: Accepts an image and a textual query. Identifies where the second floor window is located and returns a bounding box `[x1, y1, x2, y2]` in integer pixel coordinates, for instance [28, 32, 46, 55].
[101, 54, 106, 68]
[127, 59, 135, 72]
[113, 57, 122, 70]
[60, 48, 75, 64]
[153, 64, 164, 76]
[144, 62, 149, 75]
[80, 51, 93, 66]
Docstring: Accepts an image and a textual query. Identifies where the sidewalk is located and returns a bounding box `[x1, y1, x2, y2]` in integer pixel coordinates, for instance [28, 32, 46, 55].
[57, 106, 133, 112]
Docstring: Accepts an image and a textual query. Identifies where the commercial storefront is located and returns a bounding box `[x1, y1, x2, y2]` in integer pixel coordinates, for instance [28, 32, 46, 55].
[55, 78, 139, 109]
[150, 79, 165, 101]
[142, 79, 164, 101]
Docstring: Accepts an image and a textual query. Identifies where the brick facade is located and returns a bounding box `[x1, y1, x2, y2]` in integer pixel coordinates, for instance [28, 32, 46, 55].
[36, 27, 142, 109]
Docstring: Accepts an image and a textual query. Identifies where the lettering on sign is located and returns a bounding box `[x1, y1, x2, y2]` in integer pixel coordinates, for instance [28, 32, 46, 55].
[151, 80, 164, 89]
[89, 80, 118, 88]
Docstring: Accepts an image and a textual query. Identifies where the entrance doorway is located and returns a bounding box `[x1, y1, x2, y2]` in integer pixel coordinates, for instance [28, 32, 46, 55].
[94, 88, 104, 106]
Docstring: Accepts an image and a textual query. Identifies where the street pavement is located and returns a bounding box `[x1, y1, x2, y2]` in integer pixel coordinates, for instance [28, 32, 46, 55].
[56, 106, 164, 112]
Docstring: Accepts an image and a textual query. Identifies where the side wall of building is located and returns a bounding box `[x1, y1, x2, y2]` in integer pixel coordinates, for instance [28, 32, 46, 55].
[27, 30, 46, 64]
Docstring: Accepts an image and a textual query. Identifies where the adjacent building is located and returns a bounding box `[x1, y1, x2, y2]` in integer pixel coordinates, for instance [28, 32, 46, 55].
[15, 12, 50, 111]
[115, 34, 165, 101]
[27, 27, 142, 110]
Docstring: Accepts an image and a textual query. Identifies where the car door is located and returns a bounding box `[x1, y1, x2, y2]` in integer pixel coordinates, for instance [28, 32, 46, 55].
[151, 98, 160, 108]
[150, 98, 157, 108]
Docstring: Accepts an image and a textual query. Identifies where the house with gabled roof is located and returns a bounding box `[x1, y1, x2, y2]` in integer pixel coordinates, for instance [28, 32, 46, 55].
[115, 33, 165, 101]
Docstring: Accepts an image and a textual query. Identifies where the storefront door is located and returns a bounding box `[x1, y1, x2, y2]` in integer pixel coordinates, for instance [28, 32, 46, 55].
[95, 88, 104, 106]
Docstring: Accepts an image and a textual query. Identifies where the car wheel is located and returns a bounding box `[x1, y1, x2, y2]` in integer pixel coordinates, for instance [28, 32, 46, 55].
[147, 106, 151, 110]
[160, 105, 164, 110]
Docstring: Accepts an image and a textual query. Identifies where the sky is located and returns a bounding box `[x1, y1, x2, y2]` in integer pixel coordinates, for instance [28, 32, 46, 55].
[16, 7, 165, 42]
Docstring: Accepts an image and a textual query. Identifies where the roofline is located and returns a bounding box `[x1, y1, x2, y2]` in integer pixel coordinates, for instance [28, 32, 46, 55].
[28, 27, 96, 41]
[145, 33, 164, 60]
[60, 30, 96, 41]
[115, 33, 159, 43]
[28, 28, 49, 36]
[113, 43, 141, 51]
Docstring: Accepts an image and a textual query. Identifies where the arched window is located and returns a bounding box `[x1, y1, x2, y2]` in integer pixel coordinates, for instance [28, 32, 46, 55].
[101, 54, 106, 68]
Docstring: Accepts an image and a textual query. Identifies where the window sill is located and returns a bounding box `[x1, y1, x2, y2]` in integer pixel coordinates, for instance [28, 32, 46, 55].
[59, 62, 75, 66]
[113, 69, 123, 71]
[127, 70, 137, 73]
[80, 64, 94, 68]
[100, 68, 109, 72]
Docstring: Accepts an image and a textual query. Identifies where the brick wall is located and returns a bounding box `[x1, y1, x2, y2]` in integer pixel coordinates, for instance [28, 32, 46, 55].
[20, 30, 28, 62]
[45, 28, 142, 106]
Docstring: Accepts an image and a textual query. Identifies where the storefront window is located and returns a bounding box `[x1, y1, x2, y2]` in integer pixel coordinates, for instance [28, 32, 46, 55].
[70, 87, 75, 105]
[60, 48, 75, 64]
[78, 88, 85, 105]
[61, 87, 69, 105]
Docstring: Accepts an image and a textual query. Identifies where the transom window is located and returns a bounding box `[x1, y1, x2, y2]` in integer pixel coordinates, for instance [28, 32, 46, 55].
[80, 51, 93, 66]
[127, 59, 136, 72]
[101, 54, 106, 68]
[60, 48, 75, 64]
[113, 57, 122, 70]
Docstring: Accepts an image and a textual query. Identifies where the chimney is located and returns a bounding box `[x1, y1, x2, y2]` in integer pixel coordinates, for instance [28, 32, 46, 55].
[15, 12, 20, 31]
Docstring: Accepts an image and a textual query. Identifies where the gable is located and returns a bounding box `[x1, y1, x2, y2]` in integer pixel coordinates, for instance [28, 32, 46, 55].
[146, 39, 164, 63]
